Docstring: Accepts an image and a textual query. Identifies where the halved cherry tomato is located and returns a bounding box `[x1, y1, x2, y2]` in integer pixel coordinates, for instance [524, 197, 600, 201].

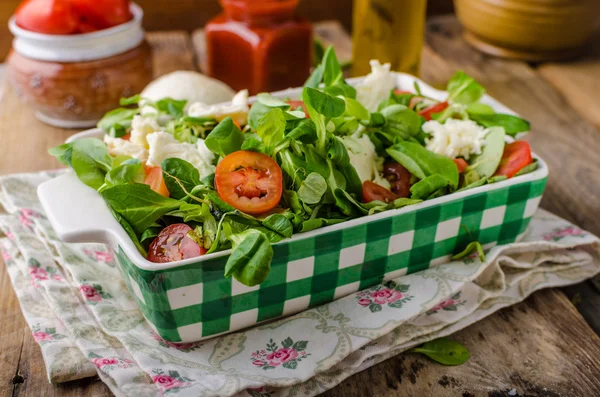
[383, 162, 411, 198]
[144, 166, 170, 197]
[362, 181, 397, 204]
[215, 151, 283, 215]
[418, 101, 449, 121]
[71, 0, 132, 31]
[15, 0, 79, 35]
[148, 224, 206, 263]
[494, 141, 533, 178]
[393, 90, 412, 95]
[453, 158, 469, 173]
[286, 100, 309, 118]
[120, 133, 131, 141]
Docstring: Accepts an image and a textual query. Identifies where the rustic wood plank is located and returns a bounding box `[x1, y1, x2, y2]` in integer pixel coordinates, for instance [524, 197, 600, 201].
[323, 289, 600, 397]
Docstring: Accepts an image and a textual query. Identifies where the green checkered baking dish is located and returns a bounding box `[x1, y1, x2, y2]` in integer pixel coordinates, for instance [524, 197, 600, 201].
[37, 73, 549, 343]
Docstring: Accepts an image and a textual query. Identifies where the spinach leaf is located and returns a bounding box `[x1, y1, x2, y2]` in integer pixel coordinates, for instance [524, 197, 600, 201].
[177, 203, 218, 249]
[366, 197, 423, 215]
[305, 64, 324, 89]
[333, 188, 366, 217]
[285, 119, 318, 144]
[409, 338, 470, 366]
[464, 126, 506, 181]
[140, 225, 162, 245]
[161, 158, 201, 200]
[387, 141, 459, 189]
[469, 113, 530, 137]
[410, 174, 451, 199]
[155, 98, 187, 118]
[101, 184, 182, 235]
[466, 102, 495, 116]
[49, 143, 73, 167]
[452, 241, 485, 262]
[262, 214, 293, 238]
[343, 97, 370, 121]
[70, 138, 113, 190]
[224, 229, 273, 286]
[302, 87, 346, 119]
[457, 177, 487, 192]
[108, 207, 148, 257]
[241, 134, 267, 154]
[257, 108, 286, 155]
[120, 95, 141, 106]
[101, 159, 144, 190]
[297, 172, 327, 204]
[514, 159, 538, 176]
[447, 71, 485, 105]
[299, 217, 347, 233]
[97, 108, 138, 135]
[204, 117, 245, 158]
[256, 93, 289, 108]
[380, 104, 422, 141]
[327, 137, 363, 197]
[323, 46, 343, 87]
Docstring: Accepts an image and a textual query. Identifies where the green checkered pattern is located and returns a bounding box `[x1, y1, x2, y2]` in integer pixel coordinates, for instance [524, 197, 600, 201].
[116, 176, 547, 342]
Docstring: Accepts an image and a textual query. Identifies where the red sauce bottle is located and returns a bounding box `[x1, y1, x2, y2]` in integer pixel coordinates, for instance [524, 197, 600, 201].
[206, 0, 313, 95]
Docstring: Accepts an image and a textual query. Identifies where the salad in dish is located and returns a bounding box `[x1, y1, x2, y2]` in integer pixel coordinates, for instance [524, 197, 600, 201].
[50, 47, 537, 286]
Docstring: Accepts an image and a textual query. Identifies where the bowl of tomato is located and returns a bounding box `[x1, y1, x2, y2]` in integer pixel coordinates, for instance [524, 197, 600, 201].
[7, 1, 153, 128]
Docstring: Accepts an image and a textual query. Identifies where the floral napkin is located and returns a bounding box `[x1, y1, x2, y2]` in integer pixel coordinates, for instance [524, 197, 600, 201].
[1, 170, 599, 397]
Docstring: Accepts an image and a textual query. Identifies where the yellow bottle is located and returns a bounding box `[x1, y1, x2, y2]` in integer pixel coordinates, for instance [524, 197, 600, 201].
[352, 0, 427, 77]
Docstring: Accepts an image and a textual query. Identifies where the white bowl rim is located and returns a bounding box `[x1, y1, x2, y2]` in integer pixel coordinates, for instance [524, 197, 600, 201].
[8, 2, 143, 42]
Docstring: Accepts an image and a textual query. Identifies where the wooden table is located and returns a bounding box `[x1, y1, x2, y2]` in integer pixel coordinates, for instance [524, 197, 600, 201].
[1, 16, 600, 397]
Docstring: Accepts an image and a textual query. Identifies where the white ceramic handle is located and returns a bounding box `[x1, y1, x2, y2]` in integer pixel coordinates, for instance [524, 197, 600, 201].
[37, 172, 125, 245]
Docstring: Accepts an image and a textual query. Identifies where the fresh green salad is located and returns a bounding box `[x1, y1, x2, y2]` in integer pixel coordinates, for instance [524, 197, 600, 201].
[50, 47, 537, 286]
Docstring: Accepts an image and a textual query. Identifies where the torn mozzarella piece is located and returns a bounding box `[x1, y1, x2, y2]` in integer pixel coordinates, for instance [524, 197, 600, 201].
[187, 89, 249, 126]
[130, 115, 160, 149]
[423, 119, 487, 160]
[340, 133, 391, 189]
[356, 60, 397, 112]
[104, 135, 148, 162]
[146, 131, 216, 178]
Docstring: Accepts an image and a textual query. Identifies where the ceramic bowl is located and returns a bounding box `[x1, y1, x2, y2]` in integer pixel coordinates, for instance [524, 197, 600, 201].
[455, 0, 600, 61]
[38, 74, 549, 342]
[7, 3, 153, 128]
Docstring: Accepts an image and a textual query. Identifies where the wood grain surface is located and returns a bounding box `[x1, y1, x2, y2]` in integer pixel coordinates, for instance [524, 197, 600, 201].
[1, 17, 600, 397]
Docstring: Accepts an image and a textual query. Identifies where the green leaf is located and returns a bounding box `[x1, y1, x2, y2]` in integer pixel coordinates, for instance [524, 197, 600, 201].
[241, 134, 267, 154]
[257, 93, 289, 108]
[343, 97, 370, 121]
[452, 241, 485, 261]
[204, 117, 245, 158]
[323, 46, 344, 87]
[262, 214, 293, 239]
[224, 229, 273, 286]
[469, 113, 531, 137]
[297, 172, 327, 204]
[514, 159, 538, 177]
[70, 138, 113, 190]
[101, 184, 182, 236]
[466, 102, 495, 116]
[379, 104, 423, 141]
[108, 207, 148, 256]
[410, 174, 451, 199]
[257, 108, 286, 154]
[120, 94, 141, 106]
[285, 119, 318, 144]
[97, 108, 138, 133]
[156, 98, 187, 118]
[447, 71, 486, 105]
[387, 141, 459, 189]
[305, 63, 325, 89]
[49, 143, 73, 167]
[464, 126, 506, 181]
[302, 87, 346, 119]
[101, 159, 144, 190]
[161, 158, 201, 200]
[409, 338, 470, 366]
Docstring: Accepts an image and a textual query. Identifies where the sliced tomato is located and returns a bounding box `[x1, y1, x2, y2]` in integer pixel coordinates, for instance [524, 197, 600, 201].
[120, 133, 131, 141]
[215, 151, 283, 215]
[453, 158, 469, 173]
[362, 181, 398, 204]
[144, 166, 170, 197]
[495, 141, 533, 178]
[286, 100, 309, 118]
[15, 0, 79, 35]
[71, 0, 132, 31]
[383, 162, 411, 198]
[418, 101, 449, 121]
[393, 90, 412, 95]
[148, 224, 206, 263]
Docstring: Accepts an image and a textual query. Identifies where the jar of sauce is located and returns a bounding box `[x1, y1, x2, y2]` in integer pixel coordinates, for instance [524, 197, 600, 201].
[206, 0, 313, 95]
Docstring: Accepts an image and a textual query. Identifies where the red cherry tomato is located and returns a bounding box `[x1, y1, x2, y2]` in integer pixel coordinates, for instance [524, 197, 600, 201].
[393, 90, 412, 95]
[144, 166, 170, 198]
[495, 141, 533, 178]
[286, 100, 310, 118]
[71, 0, 132, 31]
[418, 101, 449, 121]
[120, 133, 131, 141]
[362, 181, 398, 204]
[453, 158, 469, 173]
[15, 0, 79, 35]
[148, 224, 206, 263]
[215, 151, 283, 215]
[383, 162, 411, 198]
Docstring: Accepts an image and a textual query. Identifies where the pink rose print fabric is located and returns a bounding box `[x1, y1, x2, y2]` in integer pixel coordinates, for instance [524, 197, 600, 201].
[251, 337, 309, 370]
[150, 369, 193, 393]
[355, 281, 413, 312]
[88, 354, 134, 372]
[543, 227, 586, 242]
[31, 325, 66, 346]
[79, 283, 112, 304]
[426, 291, 467, 315]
